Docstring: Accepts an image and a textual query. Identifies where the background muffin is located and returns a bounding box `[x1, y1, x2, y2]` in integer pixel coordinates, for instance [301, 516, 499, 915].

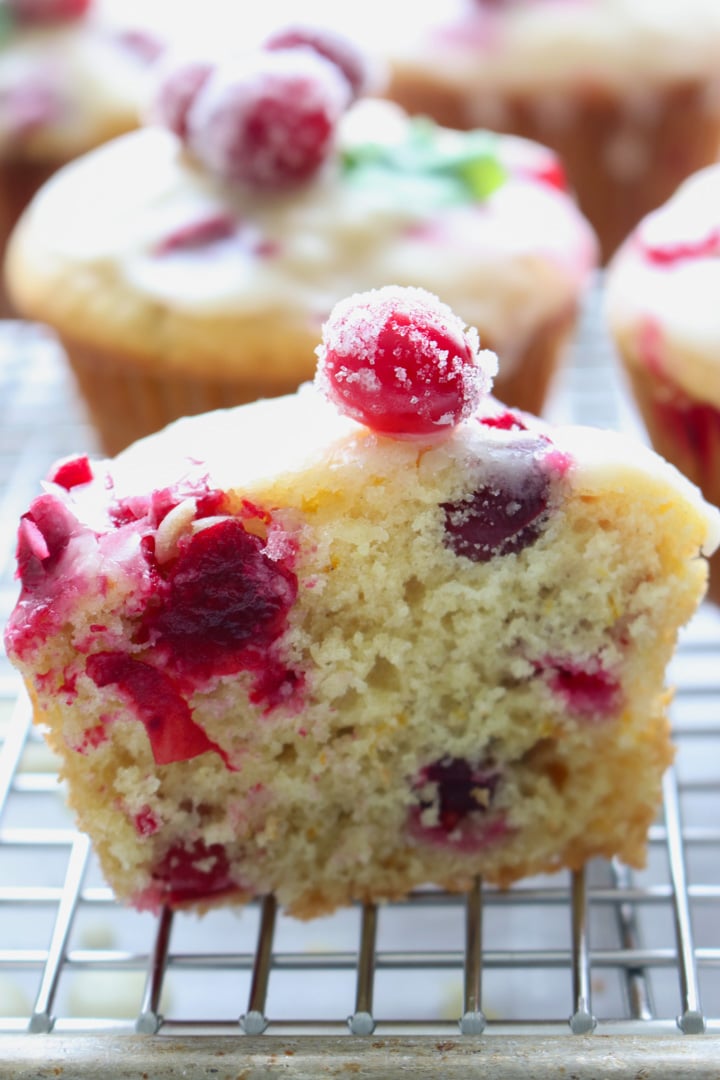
[0, 0, 171, 316]
[5, 38, 597, 454]
[339, 0, 720, 263]
[606, 163, 720, 603]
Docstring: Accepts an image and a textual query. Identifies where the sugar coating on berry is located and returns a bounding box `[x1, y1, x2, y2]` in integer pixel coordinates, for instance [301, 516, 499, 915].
[7, 0, 91, 22]
[263, 24, 369, 101]
[186, 48, 350, 189]
[150, 57, 214, 140]
[315, 286, 497, 437]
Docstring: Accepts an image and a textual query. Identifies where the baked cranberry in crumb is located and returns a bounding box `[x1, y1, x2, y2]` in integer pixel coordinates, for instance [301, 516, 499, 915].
[263, 24, 368, 101]
[49, 454, 93, 490]
[417, 756, 500, 832]
[6, 0, 91, 22]
[543, 657, 621, 719]
[443, 438, 569, 561]
[151, 57, 214, 140]
[185, 48, 350, 189]
[316, 286, 496, 436]
[151, 840, 236, 904]
[86, 652, 230, 766]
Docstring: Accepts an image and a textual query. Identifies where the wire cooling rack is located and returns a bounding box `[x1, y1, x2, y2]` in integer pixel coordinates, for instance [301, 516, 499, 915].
[1, 293, 720, 1077]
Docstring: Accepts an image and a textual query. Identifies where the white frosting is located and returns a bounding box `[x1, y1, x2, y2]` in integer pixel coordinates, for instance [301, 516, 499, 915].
[0, 4, 161, 159]
[17, 99, 596, 362]
[101, 383, 720, 557]
[605, 164, 720, 408]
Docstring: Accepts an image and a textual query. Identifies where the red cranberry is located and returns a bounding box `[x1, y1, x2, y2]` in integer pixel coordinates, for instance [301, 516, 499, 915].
[544, 658, 621, 719]
[141, 518, 298, 679]
[417, 756, 500, 832]
[16, 494, 78, 588]
[442, 438, 564, 561]
[86, 652, 229, 767]
[151, 840, 236, 905]
[479, 410, 528, 431]
[263, 24, 368, 101]
[49, 454, 93, 490]
[151, 57, 214, 140]
[316, 286, 495, 436]
[185, 48, 350, 189]
[6, 0, 91, 22]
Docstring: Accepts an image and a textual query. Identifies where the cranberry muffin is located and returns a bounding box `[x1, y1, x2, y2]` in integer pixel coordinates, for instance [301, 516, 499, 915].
[5, 287, 717, 916]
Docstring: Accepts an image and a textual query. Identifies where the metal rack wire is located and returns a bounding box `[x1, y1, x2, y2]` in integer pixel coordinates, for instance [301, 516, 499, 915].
[1, 297, 720, 1076]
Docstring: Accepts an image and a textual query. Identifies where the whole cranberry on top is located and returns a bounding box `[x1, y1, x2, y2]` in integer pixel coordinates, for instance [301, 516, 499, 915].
[182, 48, 352, 190]
[4, 0, 92, 23]
[263, 23, 369, 102]
[315, 286, 497, 437]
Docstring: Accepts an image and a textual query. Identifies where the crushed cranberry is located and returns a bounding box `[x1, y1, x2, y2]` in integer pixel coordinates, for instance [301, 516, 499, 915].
[110, 480, 227, 529]
[518, 158, 568, 192]
[86, 652, 230, 767]
[112, 29, 165, 65]
[538, 656, 622, 719]
[442, 438, 566, 561]
[16, 494, 78, 588]
[263, 24, 368, 101]
[185, 48, 350, 189]
[151, 57, 214, 139]
[6, 0, 91, 22]
[141, 518, 299, 683]
[153, 213, 237, 256]
[479, 410, 528, 431]
[315, 285, 495, 436]
[151, 840, 236, 905]
[134, 806, 161, 837]
[640, 226, 720, 266]
[49, 454, 94, 490]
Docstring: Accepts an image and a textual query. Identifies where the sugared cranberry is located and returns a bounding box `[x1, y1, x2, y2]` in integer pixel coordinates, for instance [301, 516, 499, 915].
[6, 0, 91, 22]
[315, 286, 496, 437]
[263, 24, 368, 101]
[49, 454, 93, 490]
[185, 48, 350, 189]
[151, 57, 214, 140]
[86, 652, 229, 766]
[442, 437, 563, 561]
[142, 518, 298, 678]
[151, 840, 236, 905]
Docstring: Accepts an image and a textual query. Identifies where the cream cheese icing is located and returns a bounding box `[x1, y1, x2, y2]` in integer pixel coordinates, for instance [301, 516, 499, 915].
[605, 164, 720, 409]
[13, 98, 597, 364]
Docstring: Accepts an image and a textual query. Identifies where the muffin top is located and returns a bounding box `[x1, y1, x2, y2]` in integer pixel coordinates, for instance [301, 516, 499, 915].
[606, 163, 720, 409]
[0, 0, 165, 161]
[6, 86, 597, 370]
[290, 0, 720, 95]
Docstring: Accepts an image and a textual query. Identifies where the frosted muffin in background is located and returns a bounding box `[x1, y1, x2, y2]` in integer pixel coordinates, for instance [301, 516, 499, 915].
[0, 0, 169, 316]
[4, 35, 597, 454]
[606, 163, 720, 603]
[327, 0, 720, 263]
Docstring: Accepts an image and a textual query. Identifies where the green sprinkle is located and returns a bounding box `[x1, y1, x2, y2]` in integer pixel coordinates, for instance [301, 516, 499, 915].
[342, 118, 508, 205]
